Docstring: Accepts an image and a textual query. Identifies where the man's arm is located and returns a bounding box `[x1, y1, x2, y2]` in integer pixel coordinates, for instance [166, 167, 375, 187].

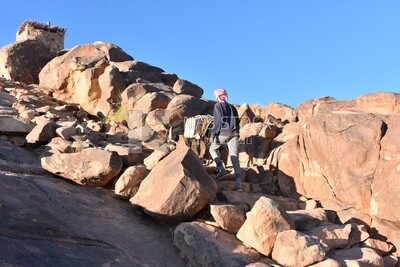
[212, 103, 222, 137]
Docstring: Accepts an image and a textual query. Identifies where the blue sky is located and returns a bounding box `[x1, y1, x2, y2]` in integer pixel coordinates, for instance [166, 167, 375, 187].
[1, 1, 399, 108]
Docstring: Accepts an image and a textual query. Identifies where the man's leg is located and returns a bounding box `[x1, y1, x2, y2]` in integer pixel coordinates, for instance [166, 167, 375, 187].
[227, 136, 242, 190]
[209, 136, 227, 175]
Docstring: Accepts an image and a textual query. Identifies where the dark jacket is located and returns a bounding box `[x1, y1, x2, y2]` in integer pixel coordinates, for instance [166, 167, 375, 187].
[211, 101, 240, 137]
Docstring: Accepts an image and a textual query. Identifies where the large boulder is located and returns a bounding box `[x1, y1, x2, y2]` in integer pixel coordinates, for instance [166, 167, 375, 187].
[299, 111, 383, 215]
[172, 79, 203, 98]
[165, 94, 208, 124]
[296, 97, 353, 123]
[133, 92, 171, 114]
[238, 103, 256, 128]
[264, 138, 305, 198]
[121, 83, 163, 111]
[174, 222, 260, 267]
[111, 60, 164, 84]
[303, 223, 353, 250]
[0, 39, 53, 84]
[263, 101, 297, 123]
[287, 208, 329, 231]
[210, 204, 246, 234]
[41, 148, 123, 186]
[38, 42, 133, 116]
[271, 230, 328, 267]
[25, 120, 58, 146]
[114, 164, 149, 198]
[236, 197, 294, 256]
[130, 144, 218, 223]
[354, 92, 400, 114]
[370, 113, 400, 254]
[371, 113, 400, 223]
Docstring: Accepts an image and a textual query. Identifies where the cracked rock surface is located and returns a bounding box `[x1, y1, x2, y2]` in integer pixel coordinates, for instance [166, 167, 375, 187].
[0, 139, 185, 267]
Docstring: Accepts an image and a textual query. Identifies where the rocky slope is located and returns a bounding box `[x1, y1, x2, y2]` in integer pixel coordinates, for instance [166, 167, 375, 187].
[0, 21, 399, 266]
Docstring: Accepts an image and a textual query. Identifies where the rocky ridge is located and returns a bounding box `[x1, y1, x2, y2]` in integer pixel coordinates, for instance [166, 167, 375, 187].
[0, 21, 399, 266]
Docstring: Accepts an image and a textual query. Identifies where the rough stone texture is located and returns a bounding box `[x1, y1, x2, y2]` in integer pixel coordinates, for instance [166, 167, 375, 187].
[130, 144, 218, 223]
[287, 208, 329, 231]
[174, 222, 260, 267]
[236, 197, 294, 256]
[263, 101, 297, 123]
[296, 97, 353, 122]
[371, 218, 400, 257]
[347, 223, 370, 247]
[328, 247, 384, 266]
[0, 115, 36, 135]
[145, 108, 170, 132]
[25, 120, 58, 146]
[111, 60, 164, 84]
[0, 160, 185, 266]
[172, 78, 203, 98]
[114, 164, 149, 198]
[95, 64, 127, 115]
[41, 148, 123, 186]
[160, 72, 178, 86]
[382, 255, 399, 267]
[104, 143, 143, 167]
[353, 92, 400, 114]
[303, 223, 352, 250]
[210, 204, 246, 234]
[142, 147, 169, 168]
[238, 103, 256, 128]
[16, 20, 65, 55]
[265, 137, 304, 198]
[221, 191, 298, 211]
[362, 238, 396, 257]
[133, 91, 171, 114]
[0, 138, 45, 174]
[41, 137, 74, 156]
[166, 94, 208, 124]
[121, 83, 160, 111]
[1, 26, 400, 265]
[308, 258, 341, 267]
[0, 39, 53, 84]
[54, 121, 77, 139]
[271, 230, 328, 267]
[299, 111, 383, 214]
[371, 113, 400, 225]
[38, 42, 133, 116]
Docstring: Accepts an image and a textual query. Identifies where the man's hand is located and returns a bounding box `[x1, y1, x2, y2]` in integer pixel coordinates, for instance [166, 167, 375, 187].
[209, 135, 215, 144]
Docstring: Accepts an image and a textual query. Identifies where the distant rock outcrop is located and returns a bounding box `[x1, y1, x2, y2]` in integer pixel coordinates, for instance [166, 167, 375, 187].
[0, 21, 65, 85]
[0, 40, 54, 84]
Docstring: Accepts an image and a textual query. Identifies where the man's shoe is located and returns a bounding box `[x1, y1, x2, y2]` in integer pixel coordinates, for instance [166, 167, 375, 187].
[234, 185, 242, 191]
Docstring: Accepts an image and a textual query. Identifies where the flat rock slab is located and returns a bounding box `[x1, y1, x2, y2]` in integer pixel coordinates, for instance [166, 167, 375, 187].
[0, 171, 185, 266]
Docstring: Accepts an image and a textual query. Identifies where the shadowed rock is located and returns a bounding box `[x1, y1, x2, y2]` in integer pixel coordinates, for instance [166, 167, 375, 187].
[0, 39, 54, 84]
[0, 170, 185, 266]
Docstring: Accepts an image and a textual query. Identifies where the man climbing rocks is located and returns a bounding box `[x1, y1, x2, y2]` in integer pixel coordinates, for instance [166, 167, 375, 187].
[209, 88, 242, 191]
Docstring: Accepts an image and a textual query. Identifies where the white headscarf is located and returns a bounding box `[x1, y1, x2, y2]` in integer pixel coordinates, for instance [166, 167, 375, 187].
[214, 88, 228, 102]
